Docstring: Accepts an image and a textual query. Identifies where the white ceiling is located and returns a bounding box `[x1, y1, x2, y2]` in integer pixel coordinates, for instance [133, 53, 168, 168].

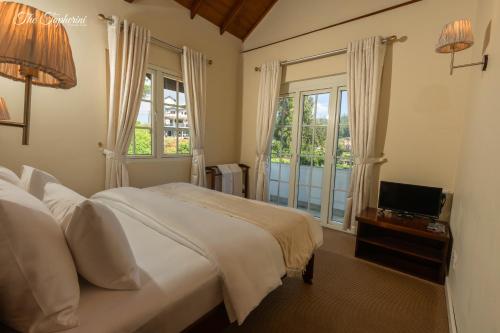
[244, 0, 411, 49]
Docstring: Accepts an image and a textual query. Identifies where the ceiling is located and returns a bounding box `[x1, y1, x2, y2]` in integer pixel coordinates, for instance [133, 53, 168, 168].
[172, 0, 279, 40]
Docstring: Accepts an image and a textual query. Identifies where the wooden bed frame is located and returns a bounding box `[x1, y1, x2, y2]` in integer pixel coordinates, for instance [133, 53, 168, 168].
[183, 254, 315, 332]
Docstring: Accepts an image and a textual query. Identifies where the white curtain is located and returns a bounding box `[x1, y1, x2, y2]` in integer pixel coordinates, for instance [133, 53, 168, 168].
[105, 18, 150, 189]
[343, 36, 386, 231]
[255, 60, 282, 201]
[182, 46, 207, 187]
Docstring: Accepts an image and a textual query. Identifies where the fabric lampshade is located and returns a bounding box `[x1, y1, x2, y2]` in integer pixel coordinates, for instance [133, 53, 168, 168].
[436, 19, 474, 53]
[0, 2, 77, 88]
[0, 97, 10, 120]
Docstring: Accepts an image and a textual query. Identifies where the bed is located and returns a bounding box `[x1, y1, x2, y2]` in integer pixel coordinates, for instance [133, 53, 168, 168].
[0, 169, 322, 333]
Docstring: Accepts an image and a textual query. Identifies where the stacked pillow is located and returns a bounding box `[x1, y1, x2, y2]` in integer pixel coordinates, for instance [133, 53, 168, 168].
[0, 166, 20, 186]
[0, 166, 142, 332]
[0, 179, 80, 332]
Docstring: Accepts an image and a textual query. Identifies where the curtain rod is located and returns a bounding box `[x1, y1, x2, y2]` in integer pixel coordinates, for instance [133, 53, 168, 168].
[254, 35, 403, 72]
[242, 0, 422, 54]
[97, 14, 213, 65]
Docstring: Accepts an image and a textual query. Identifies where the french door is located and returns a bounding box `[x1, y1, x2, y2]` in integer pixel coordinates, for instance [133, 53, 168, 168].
[269, 75, 352, 229]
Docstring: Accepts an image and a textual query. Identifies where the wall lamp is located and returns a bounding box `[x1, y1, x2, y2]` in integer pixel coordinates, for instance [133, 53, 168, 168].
[436, 19, 488, 75]
[0, 2, 77, 145]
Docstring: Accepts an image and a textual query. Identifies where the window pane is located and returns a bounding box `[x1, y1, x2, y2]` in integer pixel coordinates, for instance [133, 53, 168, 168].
[134, 128, 152, 155]
[128, 133, 135, 155]
[279, 158, 290, 182]
[143, 73, 152, 100]
[269, 181, 279, 203]
[271, 128, 282, 156]
[164, 78, 177, 105]
[178, 108, 189, 128]
[331, 190, 347, 223]
[277, 97, 294, 126]
[297, 185, 309, 210]
[279, 182, 289, 206]
[281, 127, 292, 155]
[137, 101, 152, 126]
[331, 89, 350, 224]
[340, 90, 348, 117]
[298, 157, 311, 185]
[302, 95, 315, 125]
[314, 127, 327, 156]
[316, 93, 329, 125]
[310, 187, 322, 217]
[334, 167, 352, 191]
[300, 127, 313, 155]
[178, 130, 191, 155]
[179, 90, 186, 106]
[270, 161, 279, 180]
[164, 129, 177, 154]
[311, 161, 324, 187]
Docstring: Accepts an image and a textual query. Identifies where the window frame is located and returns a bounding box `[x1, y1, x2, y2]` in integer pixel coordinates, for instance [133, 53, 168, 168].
[127, 65, 192, 160]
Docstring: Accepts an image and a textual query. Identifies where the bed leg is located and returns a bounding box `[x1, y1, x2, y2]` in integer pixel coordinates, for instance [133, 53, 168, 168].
[302, 254, 315, 284]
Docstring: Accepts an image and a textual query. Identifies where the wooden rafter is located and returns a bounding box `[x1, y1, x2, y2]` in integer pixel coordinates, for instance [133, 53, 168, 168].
[242, 0, 278, 40]
[190, 0, 204, 19]
[219, 0, 246, 35]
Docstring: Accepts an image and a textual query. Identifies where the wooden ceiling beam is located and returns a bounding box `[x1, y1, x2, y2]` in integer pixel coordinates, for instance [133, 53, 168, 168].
[190, 0, 204, 19]
[242, 0, 278, 40]
[220, 0, 245, 35]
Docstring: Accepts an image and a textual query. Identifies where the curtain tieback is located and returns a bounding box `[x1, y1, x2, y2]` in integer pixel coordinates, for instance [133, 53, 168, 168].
[353, 156, 387, 165]
[103, 149, 124, 161]
[256, 153, 270, 161]
[192, 148, 205, 156]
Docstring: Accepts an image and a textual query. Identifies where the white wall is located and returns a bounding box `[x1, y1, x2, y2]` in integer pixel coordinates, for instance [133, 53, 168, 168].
[448, 0, 500, 331]
[239, 0, 476, 199]
[0, 0, 242, 196]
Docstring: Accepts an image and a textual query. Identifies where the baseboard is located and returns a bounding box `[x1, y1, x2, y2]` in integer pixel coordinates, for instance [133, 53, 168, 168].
[445, 278, 458, 333]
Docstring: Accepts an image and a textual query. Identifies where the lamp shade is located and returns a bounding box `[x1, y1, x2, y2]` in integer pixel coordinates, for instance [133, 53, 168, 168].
[0, 97, 10, 120]
[0, 2, 77, 88]
[436, 19, 474, 53]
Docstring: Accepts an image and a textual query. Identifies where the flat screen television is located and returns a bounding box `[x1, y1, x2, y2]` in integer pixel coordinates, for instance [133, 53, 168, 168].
[378, 181, 443, 218]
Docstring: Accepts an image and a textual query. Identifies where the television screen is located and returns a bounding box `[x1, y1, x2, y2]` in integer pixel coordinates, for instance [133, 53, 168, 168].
[378, 181, 443, 218]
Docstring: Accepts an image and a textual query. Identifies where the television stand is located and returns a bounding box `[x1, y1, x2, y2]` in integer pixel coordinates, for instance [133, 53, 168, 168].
[355, 208, 452, 284]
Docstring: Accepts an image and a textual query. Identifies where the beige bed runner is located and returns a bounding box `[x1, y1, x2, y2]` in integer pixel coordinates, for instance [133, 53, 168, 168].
[148, 182, 317, 275]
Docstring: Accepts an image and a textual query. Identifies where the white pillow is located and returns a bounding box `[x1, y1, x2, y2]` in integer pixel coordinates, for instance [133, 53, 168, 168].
[0, 166, 20, 186]
[0, 180, 80, 333]
[43, 183, 86, 228]
[20, 165, 60, 200]
[65, 200, 141, 290]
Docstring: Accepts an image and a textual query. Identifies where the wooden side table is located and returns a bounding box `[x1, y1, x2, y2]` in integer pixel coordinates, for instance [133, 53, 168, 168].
[355, 208, 452, 284]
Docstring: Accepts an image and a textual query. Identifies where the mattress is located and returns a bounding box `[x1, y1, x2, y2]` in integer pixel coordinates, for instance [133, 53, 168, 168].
[65, 208, 222, 333]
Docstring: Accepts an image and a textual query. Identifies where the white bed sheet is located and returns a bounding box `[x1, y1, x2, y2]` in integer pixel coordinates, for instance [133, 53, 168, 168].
[65, 209, 222, 333]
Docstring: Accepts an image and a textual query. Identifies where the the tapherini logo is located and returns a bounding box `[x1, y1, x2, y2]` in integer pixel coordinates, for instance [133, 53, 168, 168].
[14, 11, 88, 27]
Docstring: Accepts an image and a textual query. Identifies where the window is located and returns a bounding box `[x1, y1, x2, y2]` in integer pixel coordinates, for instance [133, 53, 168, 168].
[268, 75, 351, 229]
[128, 73, 153, 156]
[128, 67, 191, 158]
[163, 77, 190, 155]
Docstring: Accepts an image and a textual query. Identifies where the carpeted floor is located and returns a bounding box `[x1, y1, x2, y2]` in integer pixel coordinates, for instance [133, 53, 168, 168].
[226, 228, 449, 333]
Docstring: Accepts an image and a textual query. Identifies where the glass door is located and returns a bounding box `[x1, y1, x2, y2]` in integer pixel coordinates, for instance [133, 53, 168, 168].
[269, 75, 349, 230]
[296, 91, 330, 218]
